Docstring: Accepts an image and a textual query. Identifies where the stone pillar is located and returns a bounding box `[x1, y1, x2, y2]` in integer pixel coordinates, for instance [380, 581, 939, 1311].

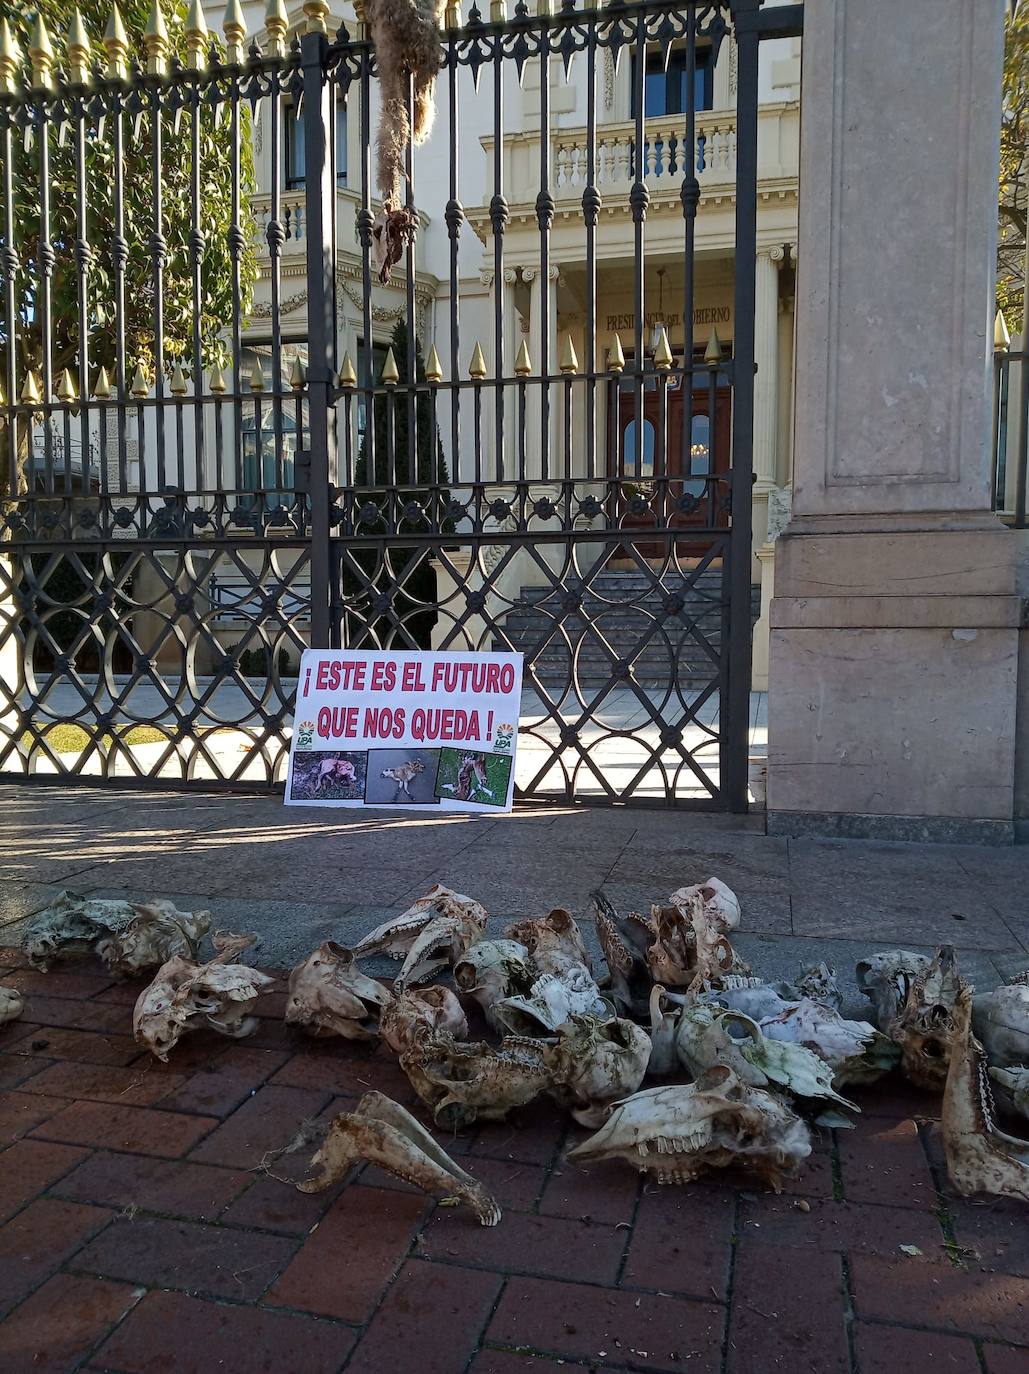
[524, 264, 560, 482]
[766, 0, 1019, 843]
[753, 246, 781, 499]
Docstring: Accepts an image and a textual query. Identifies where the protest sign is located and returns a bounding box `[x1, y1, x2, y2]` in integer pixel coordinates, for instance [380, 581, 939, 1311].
[286, 649, 524, 812]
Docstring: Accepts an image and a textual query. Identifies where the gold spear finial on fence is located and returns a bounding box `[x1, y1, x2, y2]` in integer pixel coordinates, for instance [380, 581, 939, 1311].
[56, 370, 79, 404]
[303, 0, 331, 35]
[209, 363, 227, 394]
[249, 356, 266, 392]
[338, 353, 357, 388]
[130, 365, 150, 398]
[67, 11, 92, 85]
[608, 333, 625, 373]
[0, 21, 23, 96]
[653, 326, 673, 371]
[353, 0, 367, 39]
[704, 326, 722, 365]
[469, 342, 487, 379]
[92, 366, 113, 400]
[143, 1, 170, 76]
[28, 13, 56, 91]
[996, 310, 1012, 352]
[514, 339, 532, 376]
[265, 0, 289, 57]
[223, 0, 247, 64]
[103, 6, 129, 80]
[381, 348, 399, 385]
[559, 335, 579, 375]
[445, 0, 462, 30]
[185, 0, 209, 70]
[425, 345, 444, 384]
[490, 0, 507, 21]
[21, 372, 42, 407]
[290, 356, 307, 390]
[170, 363, 189, 396]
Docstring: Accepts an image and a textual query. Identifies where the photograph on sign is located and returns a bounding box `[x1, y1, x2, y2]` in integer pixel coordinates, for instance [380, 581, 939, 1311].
[286, 650, 523, 812]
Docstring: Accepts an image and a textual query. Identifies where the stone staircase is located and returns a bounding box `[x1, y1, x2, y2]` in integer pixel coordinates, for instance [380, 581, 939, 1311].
[497, 570, 760, 687]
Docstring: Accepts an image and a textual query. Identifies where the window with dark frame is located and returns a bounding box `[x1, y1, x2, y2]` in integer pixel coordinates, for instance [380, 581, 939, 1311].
[633, 45, 714, 117]
[285, 100, 348, 190]
[238, 339, 309, 505]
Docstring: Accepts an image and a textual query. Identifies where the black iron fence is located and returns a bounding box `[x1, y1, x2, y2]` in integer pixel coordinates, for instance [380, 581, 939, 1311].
[0, 0, 799, 807]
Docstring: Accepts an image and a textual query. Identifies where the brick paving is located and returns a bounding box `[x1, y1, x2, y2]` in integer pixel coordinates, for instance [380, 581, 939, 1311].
[0, 945, 1026, 1373]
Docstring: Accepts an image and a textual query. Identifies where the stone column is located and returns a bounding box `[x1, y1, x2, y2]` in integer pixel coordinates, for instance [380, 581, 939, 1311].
[753, 245, 781, 498]
[766, 0, 1018, 842]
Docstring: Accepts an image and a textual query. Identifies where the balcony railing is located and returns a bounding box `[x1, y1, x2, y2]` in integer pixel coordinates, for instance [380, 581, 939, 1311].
[554, 111, 737, 192]
[252, 189, 306, 251]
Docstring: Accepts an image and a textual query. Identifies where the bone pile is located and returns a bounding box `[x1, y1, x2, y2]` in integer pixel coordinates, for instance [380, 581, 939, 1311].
[18, 880, 1029, 1210]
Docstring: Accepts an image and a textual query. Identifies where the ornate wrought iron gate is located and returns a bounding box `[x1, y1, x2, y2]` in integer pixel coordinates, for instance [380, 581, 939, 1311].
[0, 0, 800, 806]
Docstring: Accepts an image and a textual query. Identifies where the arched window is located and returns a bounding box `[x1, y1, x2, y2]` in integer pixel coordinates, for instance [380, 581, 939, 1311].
[622, 418, 656, 479]
[685, 412, 710, 495]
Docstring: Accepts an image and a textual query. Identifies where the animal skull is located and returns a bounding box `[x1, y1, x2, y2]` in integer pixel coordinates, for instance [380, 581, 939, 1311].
[399, 1029, 551, 1130]
[380, 986, 469, 1055]
[668, 877, 741, 932]
[675, 1005, 857, 1110]
[972, 978, 1029, 1067]
[133, 931, 274, 1062]
[492, 967, 611, 1037]
[286, 943, 391, 1040]
[299, 1091, 501, 1225]
[757, 999, 901, 1088]
[647, 985, 681, 1076]
[888, 945, 964, 1092]
[592, 890, 654, 1018]
[504, 908, 593, 978]
[566, 1067, 812, 1192]
[856, 950, 932, 1031]
[774, 962, 842, 1012]
[647, 890, 749, 993]
[546, 1015, 652, 1128]
[942, 985, 1029, 1202]
[989, 1066, 1029, 1123]
[23, 892, 211, 975]
[352, 885, 488, 988]
[453, 939, 536, 1030]
[0, 986, 23, 1026]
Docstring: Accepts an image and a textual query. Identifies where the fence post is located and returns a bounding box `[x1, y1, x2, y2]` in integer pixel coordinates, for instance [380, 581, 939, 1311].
[724, 0, 761, 812]
[300, 30, 336, 649]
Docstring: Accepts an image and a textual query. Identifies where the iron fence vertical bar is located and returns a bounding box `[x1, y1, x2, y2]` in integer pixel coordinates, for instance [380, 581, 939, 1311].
[1, 116, 16, 497]
[302, 30, 336, 648]
[991, 352, 1005, 509]
[1016, 347, 1029, 530]
[725, 0, 760, 811]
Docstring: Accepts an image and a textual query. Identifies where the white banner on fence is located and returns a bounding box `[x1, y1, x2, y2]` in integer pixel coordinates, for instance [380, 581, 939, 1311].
[285, 649, 524, 811]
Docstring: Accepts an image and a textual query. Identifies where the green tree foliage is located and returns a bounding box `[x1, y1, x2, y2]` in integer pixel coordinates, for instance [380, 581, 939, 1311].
[350, 319, 452, 649]
[1, 0, 258, 385]
[999, 6, 1029, 331]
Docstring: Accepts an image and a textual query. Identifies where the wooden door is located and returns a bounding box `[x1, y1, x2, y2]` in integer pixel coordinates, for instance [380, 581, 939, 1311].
[609, 366, 732, 558]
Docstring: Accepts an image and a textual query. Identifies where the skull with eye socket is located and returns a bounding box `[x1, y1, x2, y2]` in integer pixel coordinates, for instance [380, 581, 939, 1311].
[888, 944, 966, 1093]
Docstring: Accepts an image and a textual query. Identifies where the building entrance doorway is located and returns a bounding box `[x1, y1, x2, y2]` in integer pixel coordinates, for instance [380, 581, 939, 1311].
[609, 360, 732, 559]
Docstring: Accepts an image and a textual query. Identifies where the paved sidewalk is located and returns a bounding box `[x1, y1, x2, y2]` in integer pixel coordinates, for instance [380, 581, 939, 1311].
[0, 788, 1027, 1371]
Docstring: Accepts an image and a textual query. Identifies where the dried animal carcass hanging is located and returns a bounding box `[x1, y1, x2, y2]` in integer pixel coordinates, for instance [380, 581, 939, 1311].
[352, 885, 488, 988]
[299, 1091, 501, 1225]
[133, 932, 274, 1062]
[286, 942, 391, 1040]
[0, 985, 23, 1027]
[364, 0, 447, 281]
[972, 973, 1029, 1067]
[399, 1029, 551, 1130]
[942, 985, 1029, 1202]
[566, 1067, 812, 1192]
[888, 945, 965, 1092]
[546, 1014, 652, 1128]
[380, 985, 469, 1054]
[23, 892, 211, 975]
